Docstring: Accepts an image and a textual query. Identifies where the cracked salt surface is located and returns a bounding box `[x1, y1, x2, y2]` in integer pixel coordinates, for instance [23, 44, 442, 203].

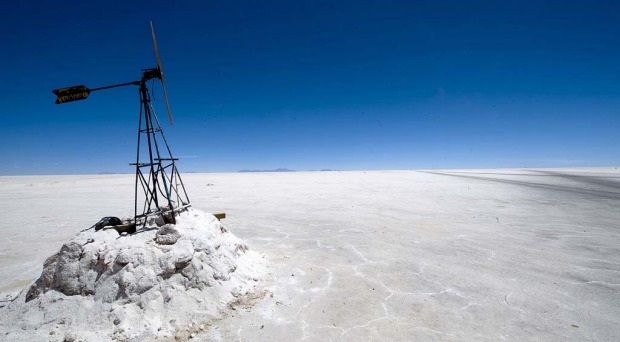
[1, 168, 619, 341]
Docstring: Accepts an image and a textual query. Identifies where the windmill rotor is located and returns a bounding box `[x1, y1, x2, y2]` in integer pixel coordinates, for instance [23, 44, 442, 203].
[150, 21, 174, 125]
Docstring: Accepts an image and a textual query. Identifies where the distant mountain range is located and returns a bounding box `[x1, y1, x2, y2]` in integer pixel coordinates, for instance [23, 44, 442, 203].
[97, 171, 130, 175]
[238, 168, 296, 173]
[96, 168, 340, 175]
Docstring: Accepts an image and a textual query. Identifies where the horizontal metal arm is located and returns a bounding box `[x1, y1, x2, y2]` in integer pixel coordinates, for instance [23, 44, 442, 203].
[90, 81, 140, 92]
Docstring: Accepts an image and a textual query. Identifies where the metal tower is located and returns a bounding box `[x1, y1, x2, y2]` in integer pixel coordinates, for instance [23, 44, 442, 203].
[52, 21, 191, 231]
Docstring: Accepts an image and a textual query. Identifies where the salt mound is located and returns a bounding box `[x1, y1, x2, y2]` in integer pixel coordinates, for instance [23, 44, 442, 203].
[0, 208, 266, 341]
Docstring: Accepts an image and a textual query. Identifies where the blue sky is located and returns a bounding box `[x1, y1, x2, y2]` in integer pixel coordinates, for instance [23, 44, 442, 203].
[0, 0, 618, 175]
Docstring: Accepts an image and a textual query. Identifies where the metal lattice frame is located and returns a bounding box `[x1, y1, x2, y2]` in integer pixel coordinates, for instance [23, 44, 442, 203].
[131, 72, 190, 227]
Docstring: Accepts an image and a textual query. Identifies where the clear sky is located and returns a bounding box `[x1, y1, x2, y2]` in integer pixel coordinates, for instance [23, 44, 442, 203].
[1, 0, 618, 175]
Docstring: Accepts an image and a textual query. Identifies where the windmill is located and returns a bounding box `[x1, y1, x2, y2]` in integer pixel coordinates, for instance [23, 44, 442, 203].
[52, 21, 191, 231]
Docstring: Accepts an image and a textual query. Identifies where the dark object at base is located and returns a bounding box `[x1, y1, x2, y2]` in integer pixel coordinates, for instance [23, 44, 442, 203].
[103, 223, 137, 234]
[93, 217, 123, 231]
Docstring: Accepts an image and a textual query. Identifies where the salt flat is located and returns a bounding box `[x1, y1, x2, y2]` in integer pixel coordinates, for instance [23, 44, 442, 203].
[1, 168, 619, 341]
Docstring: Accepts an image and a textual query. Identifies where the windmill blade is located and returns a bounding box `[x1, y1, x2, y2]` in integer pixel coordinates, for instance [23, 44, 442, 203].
[160, 80, 173, 125]
[150, 21, 174, 125]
